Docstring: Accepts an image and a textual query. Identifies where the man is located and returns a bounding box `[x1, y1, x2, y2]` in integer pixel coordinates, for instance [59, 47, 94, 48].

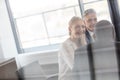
[83, 9, 97, 44]
[58, 16, 86, 80]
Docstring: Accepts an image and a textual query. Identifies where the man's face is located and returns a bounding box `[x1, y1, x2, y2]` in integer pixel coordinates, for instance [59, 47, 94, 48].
[84, 13, 97, 32]
[69, 20, 85, 39]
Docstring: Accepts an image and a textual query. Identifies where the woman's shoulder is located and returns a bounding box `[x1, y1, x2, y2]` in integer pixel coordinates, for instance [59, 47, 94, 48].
[62, 38, 72, 46]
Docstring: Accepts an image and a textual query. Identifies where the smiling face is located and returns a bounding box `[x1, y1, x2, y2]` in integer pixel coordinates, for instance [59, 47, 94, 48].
[69, 20, 85, 39]
[84, 13, 97, 32]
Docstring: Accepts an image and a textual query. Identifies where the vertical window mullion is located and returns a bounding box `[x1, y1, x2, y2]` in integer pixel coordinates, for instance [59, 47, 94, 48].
[74, 7, 77, 16]
[5, 0, 23, 53]
[107, 0, 120, 80]
[78, 0, 84, 17]
[42, 13, 51, 45]
[13, 19, 25, 53]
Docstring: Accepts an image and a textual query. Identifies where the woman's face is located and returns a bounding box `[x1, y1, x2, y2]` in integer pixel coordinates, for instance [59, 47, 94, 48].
[69, 20, 85, 39]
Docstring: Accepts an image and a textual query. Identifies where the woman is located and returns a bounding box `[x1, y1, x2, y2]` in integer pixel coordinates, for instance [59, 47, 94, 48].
[58, 16, 87, 80]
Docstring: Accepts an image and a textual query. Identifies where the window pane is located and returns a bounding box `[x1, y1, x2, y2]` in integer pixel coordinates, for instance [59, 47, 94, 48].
[8, 0, 81, 52]
[75, 6, 82, 17]
[16, 15, 49, 48]
[49, 36, 69, 44]
[9, 0, 78, 18]
[44, 8, 75, 37]
[44, 7, 81, 44]
[84, 0, 111, 21]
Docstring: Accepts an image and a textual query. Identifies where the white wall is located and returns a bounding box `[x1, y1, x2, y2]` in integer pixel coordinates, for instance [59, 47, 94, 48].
[0, 0, 18, 58]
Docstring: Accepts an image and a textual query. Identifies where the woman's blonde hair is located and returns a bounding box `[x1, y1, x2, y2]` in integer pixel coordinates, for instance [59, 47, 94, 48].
[68, 16, 82, 35]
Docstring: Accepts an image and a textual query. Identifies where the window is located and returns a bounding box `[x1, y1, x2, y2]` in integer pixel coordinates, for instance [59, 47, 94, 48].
[7, 0, 111, 53]
[84, 0, 111, 21]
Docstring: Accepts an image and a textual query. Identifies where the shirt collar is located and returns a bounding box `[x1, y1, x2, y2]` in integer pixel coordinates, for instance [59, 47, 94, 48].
[88, 30, 94, 36]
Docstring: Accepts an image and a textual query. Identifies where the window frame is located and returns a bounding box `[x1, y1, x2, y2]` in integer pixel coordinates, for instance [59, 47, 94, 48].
[5, 0, 108, 53]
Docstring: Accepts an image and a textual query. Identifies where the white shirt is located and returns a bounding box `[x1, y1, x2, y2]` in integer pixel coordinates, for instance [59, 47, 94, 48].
[58, 38, 78, 80]
[88, 30, 95, 42]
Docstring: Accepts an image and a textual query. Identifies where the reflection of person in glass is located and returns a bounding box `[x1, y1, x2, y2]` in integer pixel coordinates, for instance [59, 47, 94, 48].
[58, 16, 86, 80]
[83, 9, 97, 44]
[95, 20, 115, 42]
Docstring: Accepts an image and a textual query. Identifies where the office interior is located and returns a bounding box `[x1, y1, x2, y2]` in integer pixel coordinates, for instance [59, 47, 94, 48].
[0, 0, 120, 80]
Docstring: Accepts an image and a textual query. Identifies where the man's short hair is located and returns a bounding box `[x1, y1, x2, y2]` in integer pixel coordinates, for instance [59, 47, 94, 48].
[83, 9, 96, 17]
